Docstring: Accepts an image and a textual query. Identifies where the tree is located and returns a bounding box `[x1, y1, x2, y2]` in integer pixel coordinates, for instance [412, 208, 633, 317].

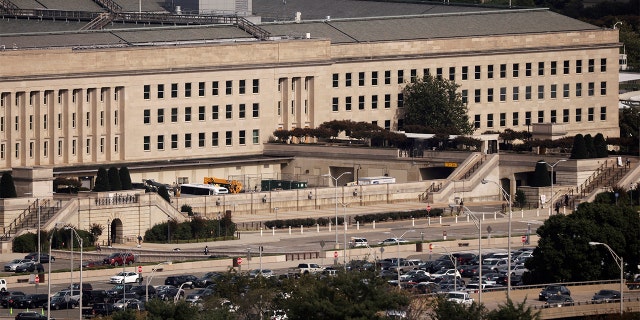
[119, 166, 133, 190]
[593, 133, 608, 158]
[486, 298, 541, 320]
[402, 74, 474, 135]
[515, 189, 527, 208]
[428, 295, 486, 320]
[108, 166, 122, 191]
[570, 134, 588, 159]
[0, 172, 17, 198]
[158, 185, 171, 203]
[530, 161, 551, 187]
[584, 134, 595, 158]
[93, 167, 110, 192]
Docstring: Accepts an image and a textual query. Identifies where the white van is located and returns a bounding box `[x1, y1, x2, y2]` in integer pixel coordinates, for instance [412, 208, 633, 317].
[349, 237, 368, 248]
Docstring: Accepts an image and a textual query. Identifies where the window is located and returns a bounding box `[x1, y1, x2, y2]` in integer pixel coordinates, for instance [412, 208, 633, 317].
[576, 108, 582, 122]
[474, 89, 481, 103]
[71, 113, 76, 128]
[563, 84, 570, 98]
[57, 140, 62, 156]
[144, 109, 151, 124]
[487, 65, 493, 79]
[371, 95, 378, 109]
[332, 97, 339, 112]
[384, 94, 391, 108]
[474, 65, 481, 80]
[171, 83, 178, 98]
[212, 81, 219, 95]
[43, 141, 48, 157]
[184, 107, 192, 122]
[588, 107, 594, 121]
[525, 63, 532, 76]
[550, 110, 556, 123]
[384, 120, 391, 130]
[345, 96, 352, 111]
[332, 74, 339, 87]
[551, 61, 557, 75]
[525, 86, 532, 100]
[15, 142, 20, 158]
[252, 103, 259, 117]
[449, 67, 456, 81]
[500, 64, 506, 78]
[576, 60, 582, 74]
[143, 85, 150, 100]
[588, 59, 595, 72]
[58, 114, 62, 129]
[239, 80, 246, 94]
[563, 109, 569, 123]
[358, 96, 365, 110]
[474, 114, 480, 128]
[538, 62, 544, 76]
[551, 84, 557, 99]
[462, 66, 468, 80]
[225, 81, 232, 95]
[0, 144, 4, 159]
[525, 111, 531, 126]
[600, 106, 607, 120]
[29, 142, 34, 158]
[358, 72, 365, 86]
[198, 82, 205, 97]
[212, 132, 219, 146]
[199, 132, 205, 147]
[239, 130, 246, 145]
[411, 69, 417, 82]
[500, 113, 506, 126]
[184, 133, 192, 148]
[384, 70, 391, 84]
[563, 60, 570, 74]
[171, 134, 178, 149]
[397, 93, 403, 108]
[226, 105, 233, 119]
[114, 136, 118, 152]
[239, 104, 246, 119]
[513, 63, 519, 77]
[157, 84, 164, 99]
[345, 73, 352, 87]
[537, 85, 544, 99]
[487, 114, 494, 127]
[212, 105, 219, 120]
[371, 71, 378, 86]
[576, 83, 582, 97]
[29, 115, 33, 130]
[588, 82, 595, 96]
[397, 70, 404, 83]
[43, 115, 47, 129]
[199, 106, 205, 121]
[600, 58, 607, 72]
[538, 110, 544, 123]
[171, 108, 178, 122]
[436, 68, 443, 79]
[252, 79, 259, 93]
[86, 112, 91, 127]
[0, 117, 3, 131]
[156, 109, 164, 123]
[143, 136, 150, 151]
[423, 68, 430, 77]
[462, 90, 468, 104]
[157, 135, 164, 150]
[100, 111, 104, 126]
[512, 112, 519, 126]
[253, 129, 260, 144]
[487, 88, 494, 102]
[600, 81, 607, 95]
[225, 131, 232, 146]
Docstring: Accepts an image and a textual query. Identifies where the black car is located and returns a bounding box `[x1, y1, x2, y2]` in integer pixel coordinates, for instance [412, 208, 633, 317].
[1, 291, 26, 308]
[592, 289, 621, 303]
[24, 253, 55, 263]
[195, 272, 223, 288]
[15, 311, 52, 320]
[539, 285, 571, 301]
[84, 290, 109, 305]
[13, 294, 49, 309]
[49, 296, 77, 310]
[155, 285, 184, 301]
[545, 294, 574, 308]
[14, 262, 40, 273]
[130, 285, 156, 298]
[106, 284, 133, 297]
[164, 275, 198, 289]
[82, 302, 115, 318]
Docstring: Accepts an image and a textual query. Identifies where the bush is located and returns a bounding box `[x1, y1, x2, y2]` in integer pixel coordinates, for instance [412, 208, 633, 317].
[181, 205, 194, 216]
[93, 167, 110, 192]
[12, 232, 37, 252]
[0, 172, 17, 198]
[119, 167, 133, 190]
[108, 167, 122, 191]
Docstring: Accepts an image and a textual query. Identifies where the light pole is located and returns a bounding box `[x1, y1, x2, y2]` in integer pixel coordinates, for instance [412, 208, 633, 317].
[540, 159, 567, 212]
[433, 244, 458, 291]
[323, 171, 352, 249]
[47, 224, 59, 320]
[64, 227, 83, 320]
[458, 205, 483, 304]
[146, 262, 165, 302]
[384, 229, 415, 287]
[589, 241, 624, 315]
[482, 179, 512, 300]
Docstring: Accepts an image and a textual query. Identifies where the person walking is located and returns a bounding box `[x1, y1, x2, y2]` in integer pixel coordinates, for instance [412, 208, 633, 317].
[204, 245, 209, 255]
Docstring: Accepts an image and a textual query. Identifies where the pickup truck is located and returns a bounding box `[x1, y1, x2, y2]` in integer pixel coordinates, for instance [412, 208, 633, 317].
[295, 263, 323, 275]
[446, 291, 474, 305]
[0, 279, 6, 291]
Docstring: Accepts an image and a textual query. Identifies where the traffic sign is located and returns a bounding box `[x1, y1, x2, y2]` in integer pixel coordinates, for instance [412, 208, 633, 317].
[428, 243, 433, 251]
[34, 275, 39, 284]
[521, 235, 527, 243]
[333, 251, 338, 258]
[426, 205, 431, 213]
[137, 266, 142, 273]
[237, 257, 243, 265]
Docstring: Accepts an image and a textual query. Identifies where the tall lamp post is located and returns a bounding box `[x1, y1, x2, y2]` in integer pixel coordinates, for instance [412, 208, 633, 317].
[384, 229, 415, 287]
[64, 227, 83, 320]
[541, 159, 567, 212]
[458, 205, 483, 304]
[482, 179, 512, 300]
[47, 224, 60, 320]
[433, 244, 458, 291]
[589, 241, 624, 315]
[323, 171, 352, 249]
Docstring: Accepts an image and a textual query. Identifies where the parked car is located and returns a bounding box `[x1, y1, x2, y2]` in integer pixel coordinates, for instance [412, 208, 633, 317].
[24, 253, 54, 263]
[82, 302, 114, 318]
[155, 285, 184, 301]
[430, 268, 461, 280]
[1, 291, 26, 308]
[130, 285, 156, 298]
[49, 296, 77, 310]
[5, 260, 32, 272]
[14, 311, 51, 320]
[195, 272, 223, 288]
[112, 298, 140, 310]
[13, 294, 48, 309]
[378, 238, 409, 246]
[447, 291, 474, 305]
[164, 275, 197, 289]
[13, 261, 37, 273]
[539, 285, 571, 301]
[103, 253, 135, 266]
[110, 272, 141, 284]
[82, 261, 102, 269]
[592, 290, 621, 303]
[545, 294, 574, 308]
[249, 269, 274, 278]
[185, 288, 213, 304]
[389, 260, 419, 274]
[106, 284, 133, 297]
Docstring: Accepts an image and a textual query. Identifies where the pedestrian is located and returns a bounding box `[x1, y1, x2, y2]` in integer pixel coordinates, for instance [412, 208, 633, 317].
[204, 245, 209, 255]
[96, 243, 102, 252]
[555, 202, 560, 214]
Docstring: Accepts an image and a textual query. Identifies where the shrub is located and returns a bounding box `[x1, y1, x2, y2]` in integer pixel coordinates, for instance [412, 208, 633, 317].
[108, 167, 122, 191]
[181, 205, 194, 216]
[93, 167, 110, 192]
[0, 172, 17, 198]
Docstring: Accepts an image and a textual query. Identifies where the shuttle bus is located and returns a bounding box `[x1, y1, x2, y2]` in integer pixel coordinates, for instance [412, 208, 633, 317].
[180, 183, 229, 195]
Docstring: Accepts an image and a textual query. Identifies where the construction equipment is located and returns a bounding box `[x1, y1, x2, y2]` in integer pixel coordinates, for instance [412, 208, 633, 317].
[203, 177, 243, 193]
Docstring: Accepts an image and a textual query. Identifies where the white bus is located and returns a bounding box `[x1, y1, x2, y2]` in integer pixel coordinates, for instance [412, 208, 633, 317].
[180, 183, 229, 195]
[357, 176, 396, 185]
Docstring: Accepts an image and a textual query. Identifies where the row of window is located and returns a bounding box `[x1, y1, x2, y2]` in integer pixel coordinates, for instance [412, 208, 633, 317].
[142, 130, 260, 151]
[142, 104, 260, 124]
[473, 106, 608, 128]
[0, 137, 120, 160]
[0, 88, 120, 107]
[331, 59, 608, 87]
[461, 82, 607, 104]
[331, 94, 402, 112]
[143, 79, 260, 100]
[0, 111, 118, 132]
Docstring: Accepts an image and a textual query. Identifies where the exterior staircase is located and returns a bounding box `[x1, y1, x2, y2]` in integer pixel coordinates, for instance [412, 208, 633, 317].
[0, 199, 59, 241]
[81, 13, 115, 31]
[571, 159, 631, 204]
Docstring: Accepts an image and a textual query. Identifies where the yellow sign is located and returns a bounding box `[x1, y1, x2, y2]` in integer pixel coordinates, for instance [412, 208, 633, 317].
[444, 162, 458, 168]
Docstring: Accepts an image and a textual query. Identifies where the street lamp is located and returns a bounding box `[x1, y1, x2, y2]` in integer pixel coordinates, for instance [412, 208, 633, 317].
[433, 244, 458, 291]
[146, 262, 165, 302]
[323, 171, 352, 249]
[458, 205, 483, 304]
[384, 229, 415, 287]
[64, 226, 83, 320]
[47, 224, 60, 320]
[482, 179, 512, 300]
[589, 241, 624, 315]
[540, 159, 567, 212]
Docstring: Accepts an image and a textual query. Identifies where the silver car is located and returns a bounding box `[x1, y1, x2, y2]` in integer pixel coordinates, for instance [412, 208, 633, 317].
[4, 259, 31, 272]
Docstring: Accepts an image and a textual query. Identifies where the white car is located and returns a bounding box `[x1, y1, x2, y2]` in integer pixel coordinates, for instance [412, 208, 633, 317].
[110, 271, 140, 284]
[447, 291, 474, 305]
[378, 238, 409, 246]
[4, 259, 31, 272]
[430, 268, 461, 279]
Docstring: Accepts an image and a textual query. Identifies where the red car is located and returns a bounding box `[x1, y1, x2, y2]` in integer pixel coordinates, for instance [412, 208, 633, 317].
[103, 253, 135, 266]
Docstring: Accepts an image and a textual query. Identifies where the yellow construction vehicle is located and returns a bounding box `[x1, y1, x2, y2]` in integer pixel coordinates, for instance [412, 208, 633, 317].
[203, 177, 243, 193]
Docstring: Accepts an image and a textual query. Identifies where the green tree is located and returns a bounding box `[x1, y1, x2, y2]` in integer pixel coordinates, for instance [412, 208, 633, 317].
[158, 185, 171, 203]
[93, 167, 110, 192]
[584, 134, 595, 158]
[428, 295, 486, 320]
[0, 172, 17, 198]
[402, 74, 474, 135]
[530, 161, 551, 187]
[570, 134, 588, 159]
[593, 133, 608, 158]
[515, 189, 527, 208]
[619, 106, 640, 154]
[486, 298, 541, 320]
[119, 166, 133, 190]
[108, 166, 122, 191]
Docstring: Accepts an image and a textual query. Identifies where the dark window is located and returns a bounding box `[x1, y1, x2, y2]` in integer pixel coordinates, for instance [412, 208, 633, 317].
[184, 107, 191, 122]
[143, 109, 150, 124]
[184, 133, 191, 148]
[252, 103, 259, 117]
[525, 63, 532, 77]
[576, 60, 582, 74]
[474, 65, 481, 80]
[226, 105, 232, 119]
[371, 71, 378, 85]
[143, 85, 150, 100]
[563, 109, 569, 123]
[332, 97, 339, 112]
[157, 84, 164, 99]
[550, 61, 557, 75]
[212, 105, 219, 120]
[358, 96, 365, 110]
[512, 63, 519, 77]
[199, 106, 205, 121]
[198, 82, 205, 96]
[474, 89, 481, 103]
[512, 112, 519, 126]
[185, 83, 192, 97]
[239, 80, 246, 94]
[171, 108, 178, 122]
[212, 81, 219, 95]
[239, 104, 246, 119]
[346, 96, 352, 111]
[538, 62, 544, 76]
[384, 71, 391, 84]
[500, 64, 506, 78]
[171, 83, 178, 98]
[563, 60, 570, 74]
[345, 73, 352, 87]
[397, 70, 404, 83]
[487, 65, 494, 79]
[600, 81, 607, 95]
[358, 72, 365, 86]
[462, 66, 468, 80]
[474, 114, 480, 128]
[253, 79, 259, 93]
[225, 80, 232, 95]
